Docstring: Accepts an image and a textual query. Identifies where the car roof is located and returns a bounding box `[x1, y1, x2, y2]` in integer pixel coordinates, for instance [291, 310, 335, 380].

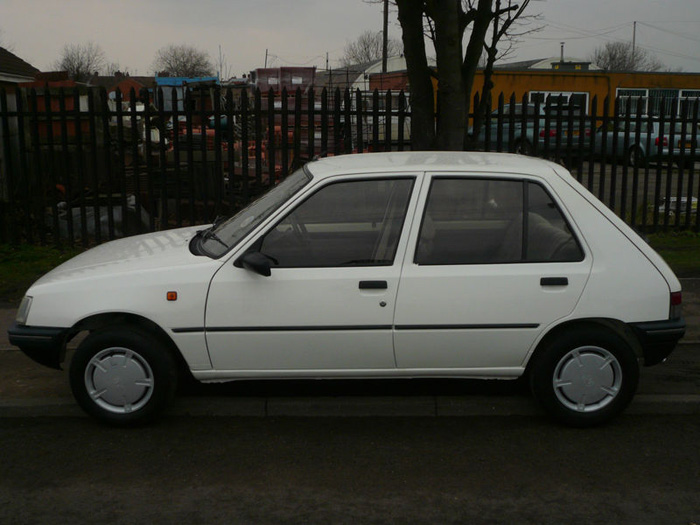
[305, 151, 562, 180]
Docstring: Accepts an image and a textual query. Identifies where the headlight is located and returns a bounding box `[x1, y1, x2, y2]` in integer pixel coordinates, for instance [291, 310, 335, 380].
[16, 296, 32, 325]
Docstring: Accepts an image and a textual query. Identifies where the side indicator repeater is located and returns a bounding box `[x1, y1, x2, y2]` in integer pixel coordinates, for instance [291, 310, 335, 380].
[167, 291, 178, 301]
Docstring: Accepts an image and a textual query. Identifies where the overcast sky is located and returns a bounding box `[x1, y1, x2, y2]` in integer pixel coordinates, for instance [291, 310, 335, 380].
[2, 0, 699, 77]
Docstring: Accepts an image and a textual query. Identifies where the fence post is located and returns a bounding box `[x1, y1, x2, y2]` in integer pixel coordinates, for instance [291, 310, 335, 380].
[587, 96, 598, 193]
[293, 88, 302, 167]
[86, 88, 101, 244]
[307, 87, 315, 160]
[633, 100, 644, 229]
[619, 97, 632, 222]
[98, 87, 115, 240]
[321, 87, 328, 157]
[506, 93, 515, 153]
[240, 89, 249, 204]
[0, 89, 17, 244]
[171, 87, 183, 228]
[333, 88, 342, 156]
[28, 88, 46, 245]
[281, 87, 289, 176]
[343, 89, 352, 154]
[384, 90, 391, 152]
[43, 85, 61, 246]
[397, 90, 406, 152]
[356, 89, 364, 153]
[225, 87, 235, 216]
[267, 87, 276, 187]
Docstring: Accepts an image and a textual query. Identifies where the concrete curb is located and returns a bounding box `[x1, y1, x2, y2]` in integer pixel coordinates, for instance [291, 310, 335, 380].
[1, 394, 699, 419]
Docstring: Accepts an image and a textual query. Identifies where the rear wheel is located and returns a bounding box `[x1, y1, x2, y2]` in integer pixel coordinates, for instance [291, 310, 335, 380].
[628, 146, 646, 168]
[529, 327, 639, 427]
[514, 138, 533, 156]
[69, 327, 177, 425]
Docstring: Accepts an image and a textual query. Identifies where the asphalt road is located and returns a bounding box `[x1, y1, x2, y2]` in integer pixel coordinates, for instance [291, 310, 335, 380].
[1, 414, 698, 524]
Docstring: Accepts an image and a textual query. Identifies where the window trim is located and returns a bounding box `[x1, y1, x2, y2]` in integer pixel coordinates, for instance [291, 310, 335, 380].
[252, 175, 417, 269]
[413, 175, 585, 266]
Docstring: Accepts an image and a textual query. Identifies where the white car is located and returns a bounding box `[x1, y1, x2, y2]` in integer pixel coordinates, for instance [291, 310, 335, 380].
[9, 152, 685, 427]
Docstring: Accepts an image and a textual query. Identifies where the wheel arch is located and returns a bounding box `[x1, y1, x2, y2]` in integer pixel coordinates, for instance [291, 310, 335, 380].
[71, 312, 192, 380]
[525, 317, 643, 375]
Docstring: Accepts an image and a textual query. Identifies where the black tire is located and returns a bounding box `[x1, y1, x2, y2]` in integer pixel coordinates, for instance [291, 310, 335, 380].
[628, 146, 646, 168]
[529, 327, 639, 427]
[69, 327, 178, 426]
[514, 139, 533, 156]
[676, 159, 695, 170]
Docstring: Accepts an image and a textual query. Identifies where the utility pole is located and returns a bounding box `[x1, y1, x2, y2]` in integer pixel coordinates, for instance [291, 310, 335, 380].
[382, 0, 388, 73]
[264, 48, 268, 68]
[632, 21, 637, 69]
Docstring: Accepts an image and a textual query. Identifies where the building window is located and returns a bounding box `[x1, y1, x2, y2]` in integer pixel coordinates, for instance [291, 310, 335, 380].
[529, 91, 589, 115]
[680, 90, 700, 118]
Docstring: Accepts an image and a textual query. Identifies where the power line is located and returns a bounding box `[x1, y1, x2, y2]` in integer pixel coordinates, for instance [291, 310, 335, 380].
[636, 22, 700, 45]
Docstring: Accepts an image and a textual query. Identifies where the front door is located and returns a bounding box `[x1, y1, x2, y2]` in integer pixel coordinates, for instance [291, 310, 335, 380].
[205, 175, 417, 372]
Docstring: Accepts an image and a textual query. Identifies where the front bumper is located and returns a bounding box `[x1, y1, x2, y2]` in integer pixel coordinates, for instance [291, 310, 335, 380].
[629, 318, 686, 366]
[8, 322, 71, 370]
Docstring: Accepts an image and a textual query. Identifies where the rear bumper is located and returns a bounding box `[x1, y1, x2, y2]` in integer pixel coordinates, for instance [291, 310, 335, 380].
[629, 318, 686, 366]
[7, 322, 71, 370]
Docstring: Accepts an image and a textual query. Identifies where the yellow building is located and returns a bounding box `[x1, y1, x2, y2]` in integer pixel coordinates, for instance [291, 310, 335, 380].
[471, 69, 700, 116]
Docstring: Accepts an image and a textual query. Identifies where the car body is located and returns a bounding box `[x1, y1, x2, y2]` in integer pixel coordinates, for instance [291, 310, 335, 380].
[9, 152, 685, 426]
[594, 118, 699, 168]
[471, 104, 591, 157]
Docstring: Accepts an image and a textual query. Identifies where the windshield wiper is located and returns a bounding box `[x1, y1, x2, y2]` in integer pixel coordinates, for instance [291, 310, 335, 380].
[202, 229, 229, 249]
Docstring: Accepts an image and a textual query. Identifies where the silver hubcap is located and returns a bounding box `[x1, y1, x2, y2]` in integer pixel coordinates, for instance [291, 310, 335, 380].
[84, 347, 154, 414]
[553, 346, 622, 413]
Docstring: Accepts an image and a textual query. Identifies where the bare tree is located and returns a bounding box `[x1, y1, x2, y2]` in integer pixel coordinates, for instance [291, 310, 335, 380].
[474, 0, 539, 136]
[590, 41, 663, 72]
[104, 62, 131, 76]
[340, 30, 403, 66]
[396, 0, 534, 150]
[152, 44, 214, 77]
[53, 42, 106, 82]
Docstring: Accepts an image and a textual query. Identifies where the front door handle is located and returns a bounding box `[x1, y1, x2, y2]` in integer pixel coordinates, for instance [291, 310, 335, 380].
[541, 277, 568, 286]
[359, 280, 388, 290]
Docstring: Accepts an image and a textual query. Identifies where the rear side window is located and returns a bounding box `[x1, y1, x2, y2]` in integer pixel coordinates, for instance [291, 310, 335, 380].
[415, 178, 583, 265]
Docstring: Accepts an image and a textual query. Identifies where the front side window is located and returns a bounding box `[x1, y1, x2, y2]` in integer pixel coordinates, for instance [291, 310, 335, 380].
[200, 167, 311, 258]
[415, 178, 583, 265]
[259, 178, 414, 267]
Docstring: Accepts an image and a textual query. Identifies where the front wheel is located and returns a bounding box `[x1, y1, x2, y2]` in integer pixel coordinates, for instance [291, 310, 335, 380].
[529, 327, 639, 427]
[69, 327, 178, 425]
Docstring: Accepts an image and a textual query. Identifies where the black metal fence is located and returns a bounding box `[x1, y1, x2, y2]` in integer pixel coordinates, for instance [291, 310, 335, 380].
[0, 85, 698, 247]
[473, 92, 700, 231]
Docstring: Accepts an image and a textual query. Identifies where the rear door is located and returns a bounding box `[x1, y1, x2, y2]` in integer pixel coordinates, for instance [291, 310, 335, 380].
[393, 173, 593, 372]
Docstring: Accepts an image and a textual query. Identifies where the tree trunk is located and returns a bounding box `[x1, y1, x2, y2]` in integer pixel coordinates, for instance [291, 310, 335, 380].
[462, 0, 494, 149]
[431, 0, 466, 150]
[396, 0, 436, 150]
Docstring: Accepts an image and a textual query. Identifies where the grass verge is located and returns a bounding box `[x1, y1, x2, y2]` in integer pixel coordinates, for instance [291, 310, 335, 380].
[646, 232, 700, 278]
[0, 244, 83, 304]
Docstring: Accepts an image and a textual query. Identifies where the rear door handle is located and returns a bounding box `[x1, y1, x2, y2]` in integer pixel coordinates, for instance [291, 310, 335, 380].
[359, 280, 388, 290]
[541, 277, 568, 286]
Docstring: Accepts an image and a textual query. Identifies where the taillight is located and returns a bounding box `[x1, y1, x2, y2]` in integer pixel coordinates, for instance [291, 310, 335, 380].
[539, 129, 557, 138]
[655, 136, 668, 147]
[670, 291, 682, 319]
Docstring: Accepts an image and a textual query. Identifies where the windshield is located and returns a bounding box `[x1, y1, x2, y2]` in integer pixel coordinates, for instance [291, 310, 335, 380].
[200, 167, 312, 258]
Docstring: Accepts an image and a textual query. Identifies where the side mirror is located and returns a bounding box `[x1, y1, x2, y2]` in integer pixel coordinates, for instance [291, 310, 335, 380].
[235, 251, 272, 277]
